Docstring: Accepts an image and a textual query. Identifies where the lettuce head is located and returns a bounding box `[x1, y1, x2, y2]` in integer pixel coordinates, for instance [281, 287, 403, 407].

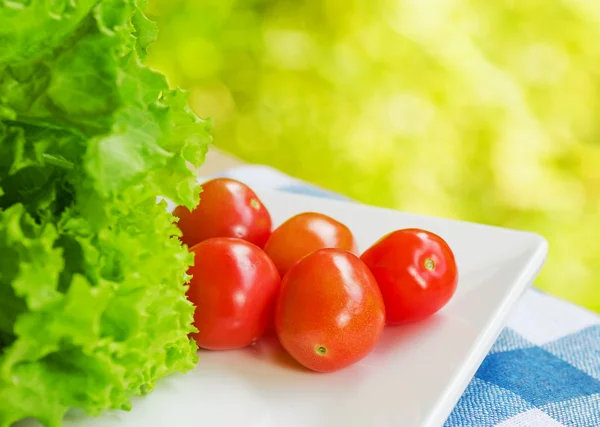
[0, 0, 211, 425]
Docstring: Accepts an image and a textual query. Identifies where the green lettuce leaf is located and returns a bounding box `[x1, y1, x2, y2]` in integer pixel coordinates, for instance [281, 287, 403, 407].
[0, 0, 211, 425]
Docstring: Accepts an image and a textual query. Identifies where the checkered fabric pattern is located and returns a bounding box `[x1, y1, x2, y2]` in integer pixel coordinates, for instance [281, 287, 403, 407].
[215, 165, 600, 427]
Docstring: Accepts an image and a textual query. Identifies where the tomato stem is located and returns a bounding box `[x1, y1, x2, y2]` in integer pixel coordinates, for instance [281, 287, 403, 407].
[315, 345, 327, 356]
[424, 258, 435, 271]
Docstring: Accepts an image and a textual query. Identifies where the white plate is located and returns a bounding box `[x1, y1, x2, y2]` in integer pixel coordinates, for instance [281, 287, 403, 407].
[62, 188, 547, 427]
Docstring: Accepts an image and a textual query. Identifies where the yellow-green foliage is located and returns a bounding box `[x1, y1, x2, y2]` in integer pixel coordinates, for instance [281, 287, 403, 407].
[148, 0, 600, 312]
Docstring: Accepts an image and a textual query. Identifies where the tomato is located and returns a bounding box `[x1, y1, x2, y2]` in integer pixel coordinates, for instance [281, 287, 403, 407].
[360, 228, 458, 325]
[173, 178, 272, 248]
[187, 238, 280, 350]
[275, 248, 385, 372]
[264, 212, 358, 277]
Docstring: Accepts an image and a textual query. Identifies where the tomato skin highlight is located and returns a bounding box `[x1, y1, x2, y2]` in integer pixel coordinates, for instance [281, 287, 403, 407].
[275, 248, 385, 373]
[174, 178, 272, 248]
[187, 238, 280, 350]
[360, 228, 458, 325]
[264, 212, 358, 277]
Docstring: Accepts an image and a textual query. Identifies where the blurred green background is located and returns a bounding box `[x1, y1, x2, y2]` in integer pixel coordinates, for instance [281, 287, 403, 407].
[147, 0, 600, 313]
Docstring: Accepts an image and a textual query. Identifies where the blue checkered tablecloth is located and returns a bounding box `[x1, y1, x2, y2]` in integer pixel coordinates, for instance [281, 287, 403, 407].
[214, 165, 600, 427]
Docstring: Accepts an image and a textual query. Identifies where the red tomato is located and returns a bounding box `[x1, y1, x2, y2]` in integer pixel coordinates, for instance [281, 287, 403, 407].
[174, 178, 272, 248]
[275, 248, 385, 372]
[360, 228, 458, 325]
[264, 212, 358, 277]
[187, 238, 280, 350]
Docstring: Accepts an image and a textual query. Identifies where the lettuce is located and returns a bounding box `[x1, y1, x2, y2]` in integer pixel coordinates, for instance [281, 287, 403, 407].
[0, 0, 211, 425]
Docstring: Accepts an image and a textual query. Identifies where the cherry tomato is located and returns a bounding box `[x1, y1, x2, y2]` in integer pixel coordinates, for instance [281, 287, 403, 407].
[187, 238, 280, 350]
[360, 228, 458, 325]
[174, 178, 272, 248]
[275, 248, 385, 372]
[264, 212, 358, 277]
